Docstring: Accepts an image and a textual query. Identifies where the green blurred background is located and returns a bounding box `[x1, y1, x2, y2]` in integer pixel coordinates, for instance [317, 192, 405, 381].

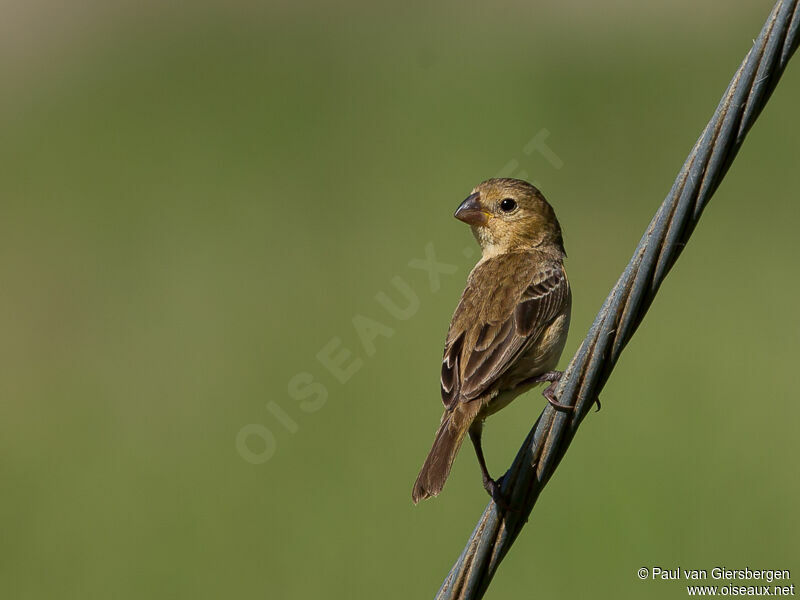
[1, 1, 798, 598]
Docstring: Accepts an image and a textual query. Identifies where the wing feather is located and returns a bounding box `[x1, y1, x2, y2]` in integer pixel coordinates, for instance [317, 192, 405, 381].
[440, 252, 569, 409]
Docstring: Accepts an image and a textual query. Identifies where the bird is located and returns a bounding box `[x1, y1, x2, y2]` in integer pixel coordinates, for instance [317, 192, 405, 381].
[412, 178, 571, 505]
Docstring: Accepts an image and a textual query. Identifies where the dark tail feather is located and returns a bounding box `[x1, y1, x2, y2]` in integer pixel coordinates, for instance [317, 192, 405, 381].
[412, 404, 479, 504]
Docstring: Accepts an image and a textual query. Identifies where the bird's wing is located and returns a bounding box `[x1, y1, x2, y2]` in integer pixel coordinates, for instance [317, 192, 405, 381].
[440, 254, 569, 409]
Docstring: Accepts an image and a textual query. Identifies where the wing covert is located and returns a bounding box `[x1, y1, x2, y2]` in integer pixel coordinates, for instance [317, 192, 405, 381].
[439, 255, 569, 408]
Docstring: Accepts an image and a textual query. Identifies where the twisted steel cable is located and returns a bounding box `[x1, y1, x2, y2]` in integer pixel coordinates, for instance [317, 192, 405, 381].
[436, 1, 800, 598]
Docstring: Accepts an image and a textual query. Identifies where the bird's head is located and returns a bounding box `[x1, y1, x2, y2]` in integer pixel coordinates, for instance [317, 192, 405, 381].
[454, 178, 566, 259]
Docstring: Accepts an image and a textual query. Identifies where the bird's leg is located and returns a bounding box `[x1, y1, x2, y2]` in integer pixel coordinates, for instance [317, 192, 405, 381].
[468, 423, 508, 509]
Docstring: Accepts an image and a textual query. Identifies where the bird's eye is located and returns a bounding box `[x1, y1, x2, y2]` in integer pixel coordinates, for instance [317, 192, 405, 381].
[500, 198, 517, 212]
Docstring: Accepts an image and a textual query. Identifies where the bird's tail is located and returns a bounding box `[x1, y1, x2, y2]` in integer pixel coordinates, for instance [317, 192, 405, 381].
[412, 402, 481, 504]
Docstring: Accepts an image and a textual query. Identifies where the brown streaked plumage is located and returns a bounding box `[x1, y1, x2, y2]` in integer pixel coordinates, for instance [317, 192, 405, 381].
[412, 178, 571, 505]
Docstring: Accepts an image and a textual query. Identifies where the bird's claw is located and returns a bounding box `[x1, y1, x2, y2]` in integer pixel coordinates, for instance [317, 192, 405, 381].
[543, 383, 574, 412]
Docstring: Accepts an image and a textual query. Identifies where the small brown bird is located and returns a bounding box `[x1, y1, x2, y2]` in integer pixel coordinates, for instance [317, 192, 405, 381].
[412, 178, 571, 504]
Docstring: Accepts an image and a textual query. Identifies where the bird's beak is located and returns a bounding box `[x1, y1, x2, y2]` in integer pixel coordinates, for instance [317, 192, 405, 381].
[454, 193, 489, 226]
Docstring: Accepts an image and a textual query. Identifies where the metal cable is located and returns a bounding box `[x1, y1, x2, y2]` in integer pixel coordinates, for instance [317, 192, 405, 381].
[436, 2, 799, 598]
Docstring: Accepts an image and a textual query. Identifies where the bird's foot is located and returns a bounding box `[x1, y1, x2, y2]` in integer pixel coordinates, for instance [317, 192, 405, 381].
[483, 474, 510, 510]
[543, 382, 573, 411]
[534, 371, 573, 412]
[526, 371, 602, 412]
